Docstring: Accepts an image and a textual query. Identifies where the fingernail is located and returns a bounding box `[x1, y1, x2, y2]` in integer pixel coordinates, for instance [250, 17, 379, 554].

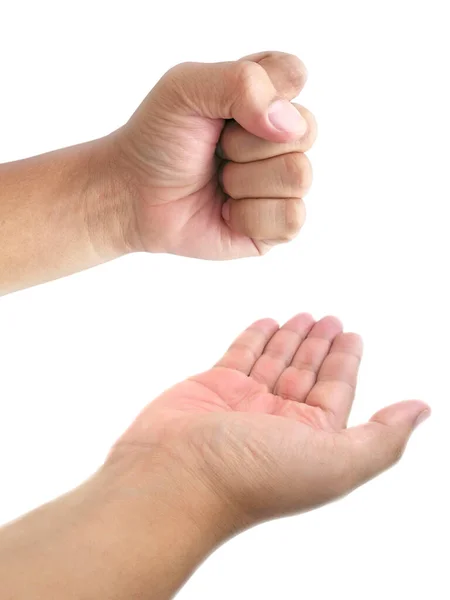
[414, 409, 431, 429]
[268, 99, 307, 136]
[222, 201, 230, 222]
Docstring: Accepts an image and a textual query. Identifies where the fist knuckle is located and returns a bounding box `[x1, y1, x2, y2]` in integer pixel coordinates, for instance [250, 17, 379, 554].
[282, 224, 300, 241]
[277, 201, 305, 241]
[279, 54, 307, 90]
[278, 153, 311, 197]
[231, 60, 261, 103]
[282, 152, 305, 177]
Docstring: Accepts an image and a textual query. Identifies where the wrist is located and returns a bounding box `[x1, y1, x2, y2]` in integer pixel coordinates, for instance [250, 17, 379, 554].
[81, 452, 240, 599]
[81, 135, 143, 260]
[0, 456, 237, 600]
[104, 443, 241, 544]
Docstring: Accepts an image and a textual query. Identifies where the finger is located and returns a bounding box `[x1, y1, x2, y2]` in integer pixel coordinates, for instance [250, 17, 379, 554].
[222, 198, 306, 242]
[221, 152, 312, 200]
[215, 318, 279, 374]
[249, 313, 315, 390]
[305, 333, 363, 429]
[274, 317, 343, 402]
[158, 54, 308, 142]
[237, 51, 308, 100]
[219, 105, 317, 163]
[335, 400, 431, 494]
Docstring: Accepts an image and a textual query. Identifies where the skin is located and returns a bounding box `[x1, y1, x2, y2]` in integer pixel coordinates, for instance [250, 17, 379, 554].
[0, 51, 430, 599]
[0, 51, 315, 294]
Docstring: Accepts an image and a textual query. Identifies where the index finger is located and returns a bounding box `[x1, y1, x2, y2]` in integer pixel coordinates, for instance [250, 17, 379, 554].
[238, 51, 308, 100]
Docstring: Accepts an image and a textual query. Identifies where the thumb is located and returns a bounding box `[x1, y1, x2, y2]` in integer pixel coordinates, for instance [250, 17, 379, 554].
[154, 54, 308, 143]
[340, 400, 431, 491]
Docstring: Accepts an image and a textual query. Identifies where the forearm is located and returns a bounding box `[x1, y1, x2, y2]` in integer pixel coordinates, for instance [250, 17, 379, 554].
[0, 455, 233, 600]
[0, 136, 136, 295]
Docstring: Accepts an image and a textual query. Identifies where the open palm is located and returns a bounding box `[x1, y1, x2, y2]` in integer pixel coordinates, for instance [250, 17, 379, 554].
[114, 314, 429, 523]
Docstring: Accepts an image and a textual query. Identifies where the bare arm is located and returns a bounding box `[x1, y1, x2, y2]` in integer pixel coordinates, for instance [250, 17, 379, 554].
[0, 457, 229, 600]
[0, 138, 135, 295]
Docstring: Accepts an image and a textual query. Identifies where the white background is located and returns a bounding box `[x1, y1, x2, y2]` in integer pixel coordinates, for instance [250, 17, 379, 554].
[0, 1, 448, 598]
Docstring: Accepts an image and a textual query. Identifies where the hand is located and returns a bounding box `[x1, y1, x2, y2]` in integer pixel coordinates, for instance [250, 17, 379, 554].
[111, 51, 317, 259]
[109, 313, 430, 527]
[0, 314, 430, 600]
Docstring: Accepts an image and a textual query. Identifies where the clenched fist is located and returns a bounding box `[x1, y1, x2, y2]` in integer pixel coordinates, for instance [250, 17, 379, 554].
[111, 51, 316, 258]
